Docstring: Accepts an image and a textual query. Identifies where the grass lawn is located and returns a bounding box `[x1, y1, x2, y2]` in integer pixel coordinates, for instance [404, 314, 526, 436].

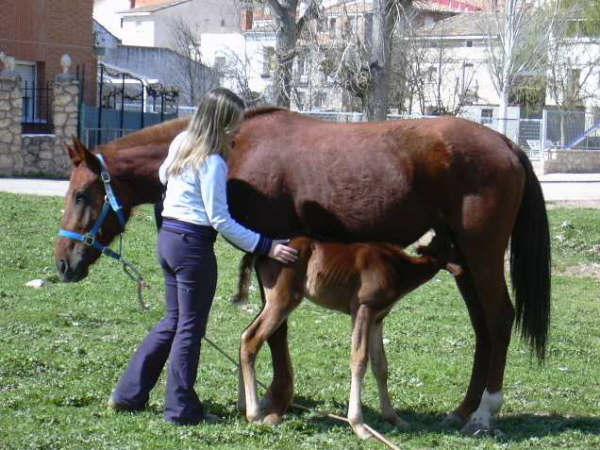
[1, 192, 599, 449]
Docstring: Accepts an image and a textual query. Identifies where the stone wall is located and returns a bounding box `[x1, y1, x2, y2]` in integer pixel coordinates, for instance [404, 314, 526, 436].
[0, 76, 23, 175]
[51, 80, 80, 177]
[543, 149, 600, 174]
[0, 72, 79, 178]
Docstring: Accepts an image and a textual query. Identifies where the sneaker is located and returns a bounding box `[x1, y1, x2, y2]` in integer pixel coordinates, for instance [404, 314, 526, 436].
[107, 395, 146, 412]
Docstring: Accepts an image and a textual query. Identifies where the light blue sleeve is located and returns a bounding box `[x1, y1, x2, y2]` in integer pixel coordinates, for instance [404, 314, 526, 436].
[159, 131, 187, 185]
[199, 155, 261, 252]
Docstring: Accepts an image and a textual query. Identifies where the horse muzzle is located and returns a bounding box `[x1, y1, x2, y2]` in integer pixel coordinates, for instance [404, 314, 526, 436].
[56, 255, 89, 282]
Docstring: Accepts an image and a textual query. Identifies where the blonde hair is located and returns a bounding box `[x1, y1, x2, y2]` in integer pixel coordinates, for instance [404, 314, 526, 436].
[168, 88, 245, 177]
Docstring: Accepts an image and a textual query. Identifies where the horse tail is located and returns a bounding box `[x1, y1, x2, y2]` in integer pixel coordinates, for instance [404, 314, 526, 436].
[510, 147, 551, 361]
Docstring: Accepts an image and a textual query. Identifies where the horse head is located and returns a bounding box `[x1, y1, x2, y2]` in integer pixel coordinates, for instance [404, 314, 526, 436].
[55, 138, 132, 282]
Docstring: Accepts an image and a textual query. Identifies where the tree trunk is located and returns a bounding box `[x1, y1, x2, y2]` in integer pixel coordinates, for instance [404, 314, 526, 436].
[498, 0, 516, 135]
[269, 0, 299, 108]
[499, 84, 509, 134]
[274, 15, 296, 108]
[365, 0, 404, 121]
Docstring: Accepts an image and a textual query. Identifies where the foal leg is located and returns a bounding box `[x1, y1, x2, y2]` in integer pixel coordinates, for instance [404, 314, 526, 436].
[237, 320, 294, 424]
[240, 304, 286, 423]
[443, 269, 491, 428]
[348, 305, 375, 440]
[368, 319, 408, 429]
[260, 320, 294, 425]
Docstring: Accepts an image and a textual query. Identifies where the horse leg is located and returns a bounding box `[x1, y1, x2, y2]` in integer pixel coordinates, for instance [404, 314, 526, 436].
[368, 319, 408, 429]
[348, 305, 375, 440]
[460, 255, 514, 435]
[231, 253, 255, 304]
[442, 269, 491, 428]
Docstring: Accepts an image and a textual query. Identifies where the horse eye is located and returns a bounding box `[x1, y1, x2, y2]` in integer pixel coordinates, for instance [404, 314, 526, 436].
[75, 193, 87, 205]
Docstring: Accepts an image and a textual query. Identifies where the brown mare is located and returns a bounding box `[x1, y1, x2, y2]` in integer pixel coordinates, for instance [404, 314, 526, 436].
[55, 108, 550, 435]
[240, 234, 462, 439]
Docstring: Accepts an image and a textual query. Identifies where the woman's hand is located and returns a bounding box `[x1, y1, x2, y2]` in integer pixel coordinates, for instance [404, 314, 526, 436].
[268, 239, 298, 264]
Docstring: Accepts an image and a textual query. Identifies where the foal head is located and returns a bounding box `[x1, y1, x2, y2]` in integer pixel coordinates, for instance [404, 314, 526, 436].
[54, 139, 131, 282]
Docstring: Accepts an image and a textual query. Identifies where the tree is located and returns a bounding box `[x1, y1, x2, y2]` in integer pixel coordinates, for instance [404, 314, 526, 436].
[261, 0, 321, 107]
[217, 49, 265, 107]
[169, 18, 211, 105]
[364, 0, 410, 120]
[481, 1, 557, 133]
[544, 0, 600, 146]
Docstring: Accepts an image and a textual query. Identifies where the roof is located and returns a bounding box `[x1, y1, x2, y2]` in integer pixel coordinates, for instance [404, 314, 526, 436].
[417, 11, 498, 37]
[324, 0, 482, 15]
[119, 0, 191, 14]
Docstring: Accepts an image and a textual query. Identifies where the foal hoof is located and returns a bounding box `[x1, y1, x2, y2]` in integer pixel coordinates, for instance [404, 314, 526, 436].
[440, 412, 466, 429]
[351, 423, 373, 440]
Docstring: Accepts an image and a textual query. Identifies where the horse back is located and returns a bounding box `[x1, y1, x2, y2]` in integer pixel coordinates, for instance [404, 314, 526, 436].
[228, 111, 524, 243]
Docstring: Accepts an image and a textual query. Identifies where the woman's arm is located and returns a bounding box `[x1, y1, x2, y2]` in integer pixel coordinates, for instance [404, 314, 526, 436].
[199, 156, 271, 254]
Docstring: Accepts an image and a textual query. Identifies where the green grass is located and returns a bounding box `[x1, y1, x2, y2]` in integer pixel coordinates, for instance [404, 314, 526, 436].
[1, 193, 599, 449]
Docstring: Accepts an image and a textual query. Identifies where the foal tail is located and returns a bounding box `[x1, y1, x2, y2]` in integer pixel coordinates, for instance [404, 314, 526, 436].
[510, 149, 551, 361]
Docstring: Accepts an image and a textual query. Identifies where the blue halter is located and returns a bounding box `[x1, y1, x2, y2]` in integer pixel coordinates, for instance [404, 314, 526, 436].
[59, 154, 127, 258]
[58, 153, 148, 309]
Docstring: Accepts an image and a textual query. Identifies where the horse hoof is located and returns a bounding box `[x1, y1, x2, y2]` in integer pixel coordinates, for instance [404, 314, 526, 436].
[441, 412, 466, 429]
[352, 424, 373, 440]
[262, 413, 283, 426]
[384, 414, 409, 430]
[461, 419, 498, 437]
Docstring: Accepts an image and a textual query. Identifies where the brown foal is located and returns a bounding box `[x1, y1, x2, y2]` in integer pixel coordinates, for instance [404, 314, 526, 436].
[239, 234, 461, 439]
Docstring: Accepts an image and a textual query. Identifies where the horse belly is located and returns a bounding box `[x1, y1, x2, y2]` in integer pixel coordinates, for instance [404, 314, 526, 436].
[304, 257, 353, 314]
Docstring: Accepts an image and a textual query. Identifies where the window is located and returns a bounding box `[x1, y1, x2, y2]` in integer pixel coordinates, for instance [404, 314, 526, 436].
[317, 19, 325, 32]
[466, 40, 473, 47]
[220, 19, 226, 27]
[297, 55, 305, 76]
[364, 13, 373, 45]
[215, 56, 226, 71]
[567, 68, 581, 96]
[481, 108, 493, 124]
[427, 66, 436, 82]
[262, 46, 276, 77]
[329, 18, 337, 37]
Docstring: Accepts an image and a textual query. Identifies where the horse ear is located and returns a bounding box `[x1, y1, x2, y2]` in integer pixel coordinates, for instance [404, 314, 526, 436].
[73, 137, 101, 174]
[67, 138, 83, 166]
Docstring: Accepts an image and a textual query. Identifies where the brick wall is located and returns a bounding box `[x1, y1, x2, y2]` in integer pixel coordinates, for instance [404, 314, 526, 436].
[0, 0, 97, 104]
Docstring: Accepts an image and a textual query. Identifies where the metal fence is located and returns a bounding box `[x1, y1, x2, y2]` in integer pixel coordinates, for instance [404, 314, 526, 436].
[175, 107, 600, 161]
[80, 128, 137, 149]
[542, 110, 600, 151]
[21, 81, 53, 134]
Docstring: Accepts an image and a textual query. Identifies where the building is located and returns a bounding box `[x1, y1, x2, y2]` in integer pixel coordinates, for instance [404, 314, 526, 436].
[0, 0, 97, 104]
[117, 0, 242, 48]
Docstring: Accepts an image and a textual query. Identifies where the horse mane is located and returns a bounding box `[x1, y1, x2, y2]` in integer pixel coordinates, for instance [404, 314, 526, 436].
[243, 106, 288, 120]
[99, 117, 190, 152]
[97, 107, 287, 153]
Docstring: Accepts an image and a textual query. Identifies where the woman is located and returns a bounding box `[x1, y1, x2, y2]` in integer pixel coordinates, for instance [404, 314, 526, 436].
[108, 88, 298, 425]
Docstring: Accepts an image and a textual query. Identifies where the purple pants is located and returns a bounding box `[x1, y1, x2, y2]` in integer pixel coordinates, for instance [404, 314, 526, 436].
[112, 219, 217, 424]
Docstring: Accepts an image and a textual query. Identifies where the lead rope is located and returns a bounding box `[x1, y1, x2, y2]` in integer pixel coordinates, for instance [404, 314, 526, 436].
[203, 336, 401, 450]
[117, 233, 149, 310]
